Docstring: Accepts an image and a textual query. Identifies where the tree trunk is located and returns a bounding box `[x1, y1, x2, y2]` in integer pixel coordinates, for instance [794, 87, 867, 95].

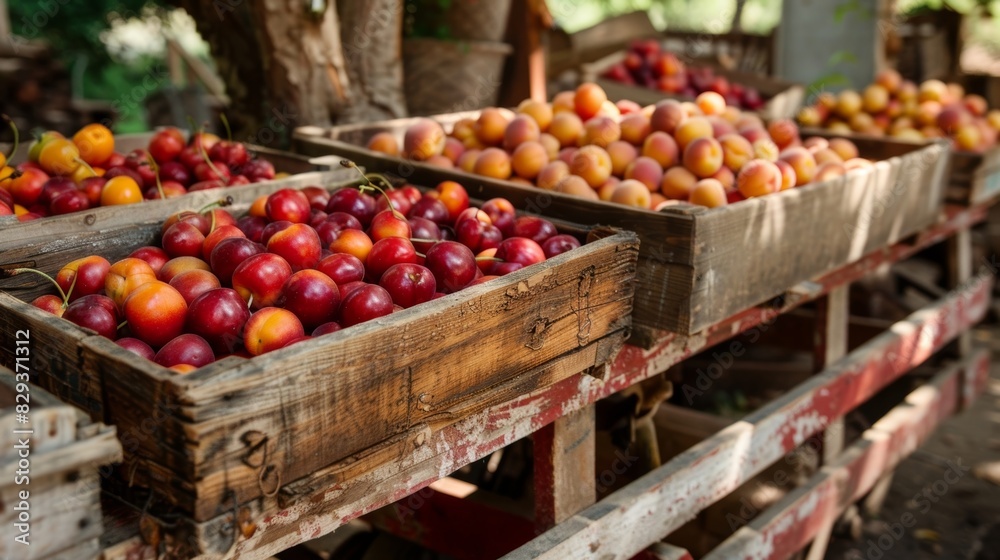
[171, 0, 405, 146]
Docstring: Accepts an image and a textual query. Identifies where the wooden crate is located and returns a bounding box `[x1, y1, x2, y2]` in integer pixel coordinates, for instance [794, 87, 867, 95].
[579, 51, 804, 121]
[294, 117, 950, 338]
[0, 366, 121, 560]
[0, 181, 639, 525]
[0, 131, 348, 241]
[801, 128, 1000, 206]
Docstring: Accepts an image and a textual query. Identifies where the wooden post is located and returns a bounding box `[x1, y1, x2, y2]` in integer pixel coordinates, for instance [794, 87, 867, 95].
[947, 227, 973, 358]
[533, 404, 596, 531]
[805, 285, 848, 560]
[499, 0, 550, 106]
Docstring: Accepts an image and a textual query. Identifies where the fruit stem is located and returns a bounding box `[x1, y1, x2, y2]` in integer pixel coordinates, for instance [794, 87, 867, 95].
[73, 157, 98, 179]
[339, 160, 405, 221]
[0, 169, 22, 183]
[64, 271, 78, 304]
[117, 320, 127, 331]
[197, 140, 226, 183]
[197, 196, 234, 214]
[475, 256, 503, 262]
[220, 114, 233, 143]
[145, 154, 166, 200]
[2, 115, 19, 162]
[3, 267, 68, 303]
[414, 250, 426, 259]
[409, 237, 439, 244]
[246, 294, 253, 309]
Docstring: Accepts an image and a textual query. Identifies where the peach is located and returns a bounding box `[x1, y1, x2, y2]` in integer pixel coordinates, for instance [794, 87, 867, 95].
[735, 113, 764, 131]
[548, 112, 584, 147]
[624, 156, 664, 192]
[767, 119, 799, 150]
[918, 80, 948, 103]
[696, 91, 726, 116]
[569, 145, 613, 187]
[739, 126, 770, 145]
[683, 137, 724, 178]
[827, 138, 859, 161]
[775, 160, 796, 190]
[575, 83, 608, 121]
[650, 99, 686, 134]
[457, 149, 481, 173]
[988, 110, 1000, 131]
[558, 147, 578, 165]
[475, 108, 511, 146]
[898, 80, 918, 102]
[511, 141, 549, 179]
[875, 69, 902, 93]
[849, 112, 875, 132]
[518, 99, 553, 131]
[403, 118, 446, 160]
[426, 155, 454, 168]
[503, 115, 541, 151]
[473, 147, 512, 179]
[813, 147, 844, 166]
[936, 105, 971, 134]
[721, 106, 742, 124]
[661, 166, 698, 200]
[796, 106, 823, 127]
[555, 175, 599, 200]
[814, 162, 846, 182]
[719, 133, 754, 171]
[539, 133, 560, 160]
[649, 193, 668, 208]
[607, 140, 638, 176]
[689, 178, 728, 208]
[610, 179, 652, 208]
[616, 99, 642, 115]
[597, 181, 618, 201]
[442, 137, 465, 163]
[462, 135, 485, 150]
[707, 116, 737, 139]
[451, 118, 477, 142]
[752, 138, 779, 162]
[836, 90, 862, 118]
[736, 159, 781, 198]
[597, 100, 621, 119]
[366, 132, 399, 156]
[642, 131, 680, 168]
[552, 91, 576, 114]
[582, 116, 621, 147]
[803, 137, 829, 152]
[946, 83, 965, 104]
[537, 161, 570, 190]
[620, 113, 652, 145]
[779, 146, 817, 186]
[862, 84, 889, 113]
[674, 116, 713, 149]
[891, 128, 925, 141]
[965, 95, 988, 117]
[680, 102, 703, 118]
[711, 166, 735, 191]
[916, 101, 942, 127]
[955, 123, 982, 151]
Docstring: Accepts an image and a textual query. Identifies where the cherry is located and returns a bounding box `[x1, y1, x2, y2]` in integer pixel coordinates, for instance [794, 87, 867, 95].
[425, 241, 477, 293]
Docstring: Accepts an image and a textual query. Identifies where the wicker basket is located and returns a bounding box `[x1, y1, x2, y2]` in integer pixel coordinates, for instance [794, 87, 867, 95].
[402, 38, 512, 115]
[444, 0, 512, 42]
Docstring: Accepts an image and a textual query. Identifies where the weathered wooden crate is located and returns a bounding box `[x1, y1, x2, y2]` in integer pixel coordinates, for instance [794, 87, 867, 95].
[0, 131, 348, 240]
[294, 117, 950, 338]
[579, 51, 804, 121]
[0, 182, 639, 526]
[800, 128, 1000, 206]
[0, 366, 121, 560]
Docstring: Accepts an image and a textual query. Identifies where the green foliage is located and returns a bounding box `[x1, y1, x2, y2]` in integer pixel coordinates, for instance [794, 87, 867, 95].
[404, 0, 455, 39]
[553, 0, 783, 35]
[10, 1, 158, 63]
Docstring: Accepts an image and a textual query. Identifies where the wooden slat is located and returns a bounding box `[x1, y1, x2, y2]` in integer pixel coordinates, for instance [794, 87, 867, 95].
[500, 276, 991, 560]
[533, 404, 596, 530]
[703, 350, 988, 560]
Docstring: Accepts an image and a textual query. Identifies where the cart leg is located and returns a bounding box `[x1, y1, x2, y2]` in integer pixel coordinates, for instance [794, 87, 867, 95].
[533, 404, 596, 531]
[805, 285, 849, 560]
[947, 227, 973, 358]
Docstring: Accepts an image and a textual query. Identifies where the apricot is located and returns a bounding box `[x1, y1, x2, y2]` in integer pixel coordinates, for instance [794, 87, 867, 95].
[775, 160, 796, 190]
[555, 175, 599, 200]
[711, 166, 735, 191]
[649, 193, 668, 208]
[674, 116, 713, 150]
[680, 102, 703, 118]
[988, 110, 1000, 131]
[366, 132, 399, 156]
[642, 131, 680, 168]
[875, 68, 902, 93]
[650, 99, 687, 134]
[451, 118, 477, 142]
[739, 126, 770, 145]
[779, 146, 817, 186]
[517, 99, 553, 131]
[551, 91, 576, 114]
[752, 138, 780, 162]
[536, 161, 570, 190]
[827, 138, 859, 161]
[803, 137, 829, 152]
[836, 90, 862, 118]
[442, 137, 465, 163]
[736, 159, 781, 198]
[597, 181, 619, 201]
[539, 133, 560, 160]
[607, 140, 639, 176]
[569, 145, 613, 187]
[898, 80, 918, 102]
[947, 83, 965, 104]
[796, 106, 824, 127]
[719, 133, 754, 171]
[558, 147, 578, 165]
[955, 124, 982, 151]
[813, 147, 844, 167]
[844, 158, 874, 172]
[548, 112, 584, 147]
[457, 149, 481, 173]
[475, 107, 511, 146]
[661, 166, 698, 200]
[582, 116, 621, 147]
[767, 119, 799, 150]
[849, 112, 875, 132]
[892, 128, 925, 141]
[696, 91, 726, 116]
[403, 119, 446, 160]
[965, 95, 988, 117]
[862, 84, 890, 113]
[426, 155, 454, 168]
[689, 178, 728, 208]
[721, 106, 742, 124]
[735, 113, 764, 131]
[511, 141, 549, 179]
[624, 156, 664, 192]
[707, 116, 736, 139]
[918, 79, 948, 103]
[610, 179, 652, 208]
[575, 83, 608, 121]
[503, 115, 541, 151]
[936, 105, 971, 134]
[814, 162, 847, 182]
[621, 113, 653, 145]
[473, 147, 512, 179]
[916, 101, 942, 127]
[683, 137, 724, 178]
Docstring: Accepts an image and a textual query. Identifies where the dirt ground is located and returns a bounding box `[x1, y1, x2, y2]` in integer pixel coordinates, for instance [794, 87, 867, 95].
[826, 327, 1000, 560]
